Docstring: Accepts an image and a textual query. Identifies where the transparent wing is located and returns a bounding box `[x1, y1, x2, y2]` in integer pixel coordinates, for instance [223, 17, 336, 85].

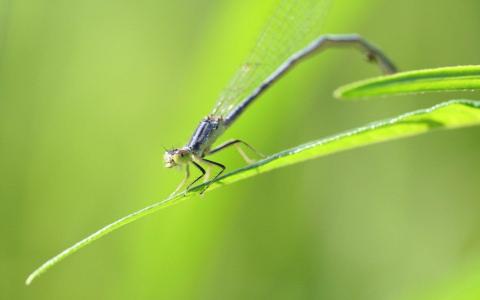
[211, 0, 331, 117]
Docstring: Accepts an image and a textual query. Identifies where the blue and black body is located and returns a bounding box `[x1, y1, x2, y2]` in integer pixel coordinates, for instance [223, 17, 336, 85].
[164, 34, 397, 194]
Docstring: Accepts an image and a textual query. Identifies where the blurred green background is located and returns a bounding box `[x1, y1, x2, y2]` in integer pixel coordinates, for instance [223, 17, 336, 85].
[2, 0, 480, 299]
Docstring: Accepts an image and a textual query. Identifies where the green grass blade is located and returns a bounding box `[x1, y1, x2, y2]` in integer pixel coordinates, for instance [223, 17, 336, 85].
[26, 99, 480, 285]
[335, 65, 480, 98]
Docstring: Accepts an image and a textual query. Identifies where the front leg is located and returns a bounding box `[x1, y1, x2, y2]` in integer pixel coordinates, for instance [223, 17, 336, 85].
[186, 161, 206, 191]
[193, 157, 226, 194]
[171, 163, 190, 195]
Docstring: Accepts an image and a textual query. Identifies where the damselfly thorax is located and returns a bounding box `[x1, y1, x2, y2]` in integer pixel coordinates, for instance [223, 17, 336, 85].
[187, 116, 227, 157]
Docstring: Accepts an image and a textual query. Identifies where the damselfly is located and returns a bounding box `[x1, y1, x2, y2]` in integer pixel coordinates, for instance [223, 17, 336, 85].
[164, 0, 396, 194]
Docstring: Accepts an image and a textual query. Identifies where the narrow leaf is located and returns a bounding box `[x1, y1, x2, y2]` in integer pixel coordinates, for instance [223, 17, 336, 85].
[335, 65, 480, 98]
[27, 100, 480, 285]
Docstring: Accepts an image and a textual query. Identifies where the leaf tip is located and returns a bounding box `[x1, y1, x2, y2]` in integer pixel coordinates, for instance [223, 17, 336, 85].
[333, 85, 362, 100]
[333, 87, 345, 99]
[25, 273, 35, 286]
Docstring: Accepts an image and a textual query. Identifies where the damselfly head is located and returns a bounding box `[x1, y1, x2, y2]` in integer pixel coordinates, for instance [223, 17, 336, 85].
[164, 148, 191, 168]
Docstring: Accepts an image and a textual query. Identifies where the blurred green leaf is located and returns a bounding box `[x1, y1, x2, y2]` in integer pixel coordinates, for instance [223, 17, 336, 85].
[406, 258, 480, 300]
[335, 65, 480, 98]
[27, 99, 480, 285]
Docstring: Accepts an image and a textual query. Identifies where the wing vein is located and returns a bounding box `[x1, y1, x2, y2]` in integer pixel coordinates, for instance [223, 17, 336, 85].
[211, 0, 332, 118]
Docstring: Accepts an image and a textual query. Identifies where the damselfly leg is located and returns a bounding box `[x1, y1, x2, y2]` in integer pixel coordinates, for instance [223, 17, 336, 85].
[195, 139, 264, 194]
[186, 161, 206, 191]
[171, 164, 190, 195]
[194, 157, 226, 194]
[176, 140, 262, 194]
[209, 139, 264, 164]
